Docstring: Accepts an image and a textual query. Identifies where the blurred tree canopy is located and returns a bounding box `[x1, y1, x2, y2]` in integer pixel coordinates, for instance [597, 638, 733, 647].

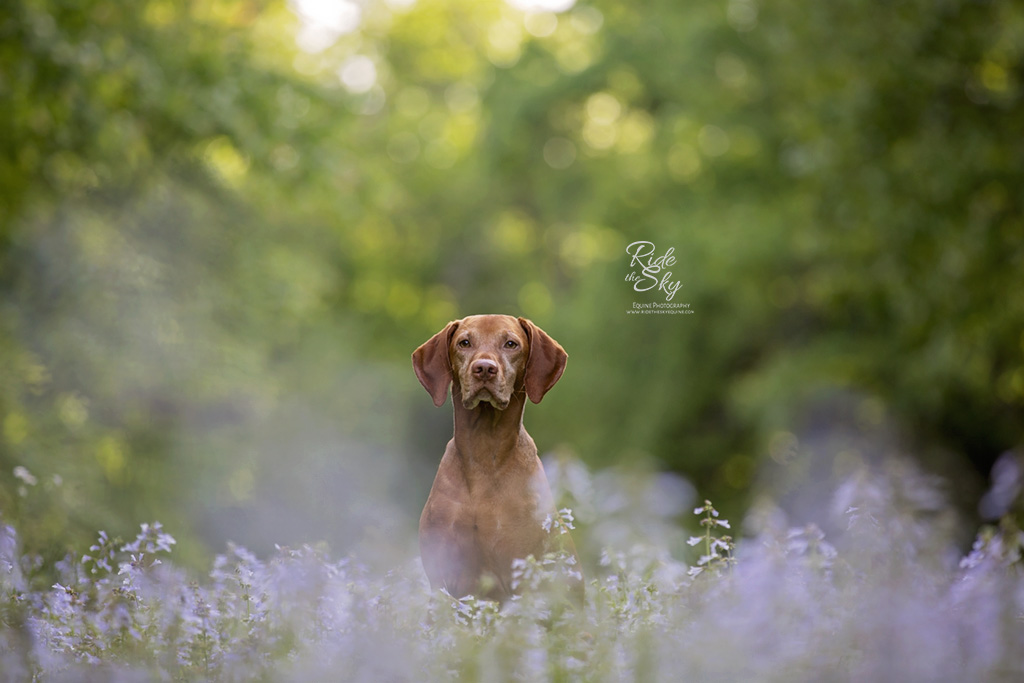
[1, 0, 1022, 566]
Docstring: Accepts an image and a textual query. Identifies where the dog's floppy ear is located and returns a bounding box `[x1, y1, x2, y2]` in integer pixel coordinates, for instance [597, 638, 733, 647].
[518, 317, 567, 404]
[412, 320, 459, 407]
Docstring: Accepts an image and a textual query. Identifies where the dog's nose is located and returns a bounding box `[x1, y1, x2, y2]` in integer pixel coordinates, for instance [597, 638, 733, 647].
[471, 358, 499, 380]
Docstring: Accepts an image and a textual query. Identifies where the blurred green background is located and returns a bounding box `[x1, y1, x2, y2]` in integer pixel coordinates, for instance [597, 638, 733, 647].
[2, 0, 1022, 569]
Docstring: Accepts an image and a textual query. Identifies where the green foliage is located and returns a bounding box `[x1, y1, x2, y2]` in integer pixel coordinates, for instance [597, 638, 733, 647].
[0, 0, 1022, 561]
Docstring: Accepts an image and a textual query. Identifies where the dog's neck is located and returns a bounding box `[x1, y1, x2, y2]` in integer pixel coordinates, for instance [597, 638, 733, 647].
[450, 377, 529, 472]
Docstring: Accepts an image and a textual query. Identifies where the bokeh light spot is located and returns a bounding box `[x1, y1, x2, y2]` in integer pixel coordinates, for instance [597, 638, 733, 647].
[518, 282, 553, 318]
[204, 137, 250, 186]
[585, 92, 622, 125]
[490, 211, 537, 254]
[524, 11, 558, 38]
[697, 125, 730, 157]
[338, 55, 378, 94]
[667, 144, 702, 182]
[543, 137, 577, 169]
[96, 435, 127, 484]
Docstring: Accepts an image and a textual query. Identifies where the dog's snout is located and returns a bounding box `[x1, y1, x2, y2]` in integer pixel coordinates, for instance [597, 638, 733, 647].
[471, 358, 499, 380]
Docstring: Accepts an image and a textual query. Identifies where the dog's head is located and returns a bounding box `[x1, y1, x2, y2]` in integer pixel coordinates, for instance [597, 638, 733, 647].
[412, 314, 567, 410]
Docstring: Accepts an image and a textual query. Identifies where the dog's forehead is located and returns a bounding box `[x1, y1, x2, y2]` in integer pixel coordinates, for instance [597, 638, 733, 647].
[458, 315, 524, 340]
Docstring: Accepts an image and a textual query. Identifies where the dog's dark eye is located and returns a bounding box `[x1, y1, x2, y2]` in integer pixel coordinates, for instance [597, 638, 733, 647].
[458, 339, 471, 348]
[504, 340, 518, 349]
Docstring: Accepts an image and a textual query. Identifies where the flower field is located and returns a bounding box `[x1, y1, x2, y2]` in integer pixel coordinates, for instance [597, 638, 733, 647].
[2, 457, 1022, 682]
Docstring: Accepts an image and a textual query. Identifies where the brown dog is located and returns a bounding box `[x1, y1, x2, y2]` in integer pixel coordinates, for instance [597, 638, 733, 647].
[413, 315, 581, 601]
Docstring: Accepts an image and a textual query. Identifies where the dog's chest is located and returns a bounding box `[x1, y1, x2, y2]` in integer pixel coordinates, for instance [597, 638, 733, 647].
[470, 502, 546, 566]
